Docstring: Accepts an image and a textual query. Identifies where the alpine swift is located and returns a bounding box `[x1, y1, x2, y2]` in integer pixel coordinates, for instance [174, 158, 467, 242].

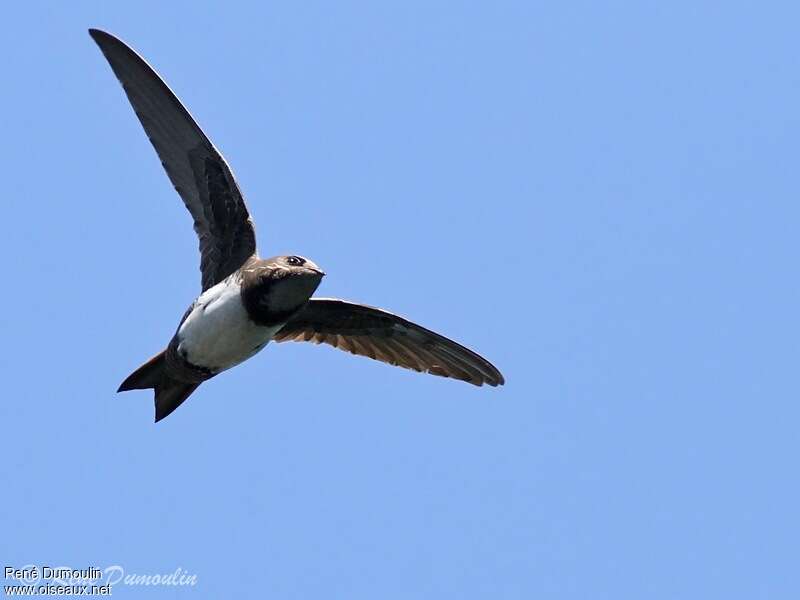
[89, 28, 505, 422]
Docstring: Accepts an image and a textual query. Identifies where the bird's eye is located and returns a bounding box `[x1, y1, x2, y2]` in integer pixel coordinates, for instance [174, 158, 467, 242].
[286, 256, 304, 266]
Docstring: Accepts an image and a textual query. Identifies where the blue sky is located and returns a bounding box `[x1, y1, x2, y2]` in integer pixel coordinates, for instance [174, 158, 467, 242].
[2, 1, 799, 598]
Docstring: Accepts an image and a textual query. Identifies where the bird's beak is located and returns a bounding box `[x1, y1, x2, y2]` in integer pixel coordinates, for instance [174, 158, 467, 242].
[307, 267, 325, 277]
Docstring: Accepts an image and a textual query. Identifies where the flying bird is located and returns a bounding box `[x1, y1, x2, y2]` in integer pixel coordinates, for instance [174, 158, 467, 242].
[89, 28, 504, 422]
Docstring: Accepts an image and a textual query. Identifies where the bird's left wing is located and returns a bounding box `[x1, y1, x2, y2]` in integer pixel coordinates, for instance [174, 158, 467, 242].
[89, 29, 257, 291]
[273, 299, 505, 386]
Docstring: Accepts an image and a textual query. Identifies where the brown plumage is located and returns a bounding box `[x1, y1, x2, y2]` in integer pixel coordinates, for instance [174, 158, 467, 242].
[90, 28, 504, 422]
[274, 299, 504, 386]
[89, 28, 256, 291]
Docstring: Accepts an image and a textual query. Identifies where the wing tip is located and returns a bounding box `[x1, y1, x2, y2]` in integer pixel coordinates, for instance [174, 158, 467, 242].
[88, 28, 121, 54]
[472, 376, 505, 388]
[88, 27, 110, 42]
[468, 368, 505, 387]
[491, 371, 506, 387]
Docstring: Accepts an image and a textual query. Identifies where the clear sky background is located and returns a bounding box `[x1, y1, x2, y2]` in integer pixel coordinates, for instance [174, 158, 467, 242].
[2, 1, 799, 598]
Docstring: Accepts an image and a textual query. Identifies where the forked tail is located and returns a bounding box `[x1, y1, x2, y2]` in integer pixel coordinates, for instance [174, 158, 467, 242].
[118, 350, 200, 422]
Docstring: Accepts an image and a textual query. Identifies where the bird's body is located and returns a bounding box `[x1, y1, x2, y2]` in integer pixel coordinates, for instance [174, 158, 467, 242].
[90, 28, 504, 422]
[175, 274, 280, 374]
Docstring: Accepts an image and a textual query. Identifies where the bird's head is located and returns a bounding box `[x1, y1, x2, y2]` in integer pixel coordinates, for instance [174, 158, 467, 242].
[242, 255, 325, 324]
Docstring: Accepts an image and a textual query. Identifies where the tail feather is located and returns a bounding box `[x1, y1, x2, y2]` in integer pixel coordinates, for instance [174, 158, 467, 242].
[153, 380, 200, 423]
[118, 351, 166, 391]
[118, 350, 201, 422]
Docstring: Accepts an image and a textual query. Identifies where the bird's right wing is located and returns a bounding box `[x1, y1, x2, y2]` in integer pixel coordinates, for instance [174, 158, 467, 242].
[274, 298, 505, 386]
[89, 29, 257, 291]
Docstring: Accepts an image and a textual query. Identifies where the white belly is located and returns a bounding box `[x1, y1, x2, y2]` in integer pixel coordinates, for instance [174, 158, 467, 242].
[177, 277, 282, 373]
